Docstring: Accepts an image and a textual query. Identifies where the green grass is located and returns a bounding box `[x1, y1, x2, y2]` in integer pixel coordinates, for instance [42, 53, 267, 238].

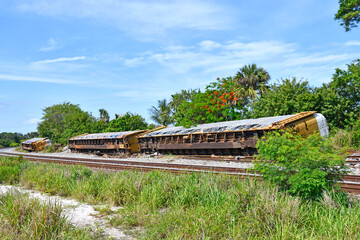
[0, 190, 109, 240]
[1, 156, 360, 239]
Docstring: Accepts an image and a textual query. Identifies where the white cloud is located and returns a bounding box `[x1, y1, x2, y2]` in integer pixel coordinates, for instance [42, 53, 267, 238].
[345, 41, 360, 46]
[124, 57, 144, 67]
[32, 56, 86, 65]
[0, 74, 78, 84]
[24, 118, 41, 125]
[17, 0, 233, 37]
[199, 40, 221, 51]
[120, 39, 358, 86]
[40, 38, 58, 51]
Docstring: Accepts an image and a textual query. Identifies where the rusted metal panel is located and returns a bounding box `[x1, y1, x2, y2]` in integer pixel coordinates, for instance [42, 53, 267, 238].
[68, 144, 129, 150]
[21, 137, 52, 152]
[157, 141, 256, 150]
[68, 130, 149, 155]
[140, 112, 329, 156]
[70, 130, 146, 140]
[144, 112, 321, 137]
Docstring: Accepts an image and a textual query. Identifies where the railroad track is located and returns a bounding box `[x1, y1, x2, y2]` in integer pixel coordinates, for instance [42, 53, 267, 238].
[0, 152, 251, 176]
[1, 151, 360, 194]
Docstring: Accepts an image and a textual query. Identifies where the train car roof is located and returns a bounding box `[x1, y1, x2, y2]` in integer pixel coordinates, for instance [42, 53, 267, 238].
[22, 138, 47, 144]
[144, 112, 317, 137]
[70, 130, 146, 140]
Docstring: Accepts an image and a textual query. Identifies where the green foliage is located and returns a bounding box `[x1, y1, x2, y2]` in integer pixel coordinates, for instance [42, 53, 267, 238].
[173, 77, 246, 127]
[0, 191, 106, 240]
[105, 112, 148, 132]
[149, 99, 173, 126]
[335, 0, 360, 31]
[98, 108, 110, 123]
[328, 128, 358, 151]
[234, 63, 270, 100]
[325, 59, 360, 128]
[251, 78, 320, 118]
[254, 131, 349, 200]
[38, 102, 95, 144]
[1, 157, 360, 239]
[0, 132, 38, 147]
[170, 89, 200, 113]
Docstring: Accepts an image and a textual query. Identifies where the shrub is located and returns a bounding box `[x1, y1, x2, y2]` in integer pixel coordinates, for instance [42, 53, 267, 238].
[9, 142, 19, 147]
[254, 130, 349, 200]
[328, 128, 356, 151]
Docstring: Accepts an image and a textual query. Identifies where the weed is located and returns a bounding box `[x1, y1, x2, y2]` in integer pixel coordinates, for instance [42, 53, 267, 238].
[1, 156, 360, 239]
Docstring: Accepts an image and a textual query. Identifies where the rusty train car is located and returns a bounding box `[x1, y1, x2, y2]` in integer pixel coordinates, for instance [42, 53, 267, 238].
[138, 111, 329, 156]
[68, 130, 147, 154]
[67, 111, 329, 156]
[21, 137, 52, 152]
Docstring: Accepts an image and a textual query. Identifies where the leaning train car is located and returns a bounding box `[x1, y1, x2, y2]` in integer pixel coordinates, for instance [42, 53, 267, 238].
[138, 111, 329, 156]
[68, 130, 147, 155]
[21, 137, 52, 152]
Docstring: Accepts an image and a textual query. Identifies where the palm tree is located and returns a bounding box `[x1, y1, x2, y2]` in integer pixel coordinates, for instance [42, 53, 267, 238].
[149, 99, 173, 126]
[234, 64, 270, 99]
[99, 109, 110, 123]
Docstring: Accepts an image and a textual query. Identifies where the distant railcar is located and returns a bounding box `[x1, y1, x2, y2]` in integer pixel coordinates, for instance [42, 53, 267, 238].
[138, 111, 329, 156]
[21, 137, 52, 152]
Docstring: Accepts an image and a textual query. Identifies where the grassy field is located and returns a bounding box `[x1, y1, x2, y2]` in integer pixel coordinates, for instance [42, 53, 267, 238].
[1, 156, 360, 239]
[0, 190, 110, 240]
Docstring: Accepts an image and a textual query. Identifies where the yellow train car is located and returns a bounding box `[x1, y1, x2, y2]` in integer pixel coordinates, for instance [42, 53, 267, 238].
[21, 137, 52, 152]
[138, 111, 329, 156]
[68, 131, 146, 155]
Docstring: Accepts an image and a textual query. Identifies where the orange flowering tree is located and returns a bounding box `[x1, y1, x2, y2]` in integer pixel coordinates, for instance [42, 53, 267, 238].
[173, 77, 248, 127]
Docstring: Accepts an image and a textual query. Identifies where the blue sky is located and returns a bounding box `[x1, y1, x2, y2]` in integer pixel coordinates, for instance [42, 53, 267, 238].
[1, 0, 360, 133]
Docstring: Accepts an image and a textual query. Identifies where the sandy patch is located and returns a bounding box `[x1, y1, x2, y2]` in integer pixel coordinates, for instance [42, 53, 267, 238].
[0, 185, 132, 240]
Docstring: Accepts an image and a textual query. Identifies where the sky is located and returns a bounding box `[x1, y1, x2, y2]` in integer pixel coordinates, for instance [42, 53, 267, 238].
[1, 0, 360, 134]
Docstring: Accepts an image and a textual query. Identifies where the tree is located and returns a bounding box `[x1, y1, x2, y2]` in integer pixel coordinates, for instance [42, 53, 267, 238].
[335, 0, 360, 31]
[149, 99, 173, 126]
[105, 112, 148, 132]
[170, 89, 200, 113]
[325, 59, 360, 128]
[250, 78, 320, 118]
[99, 109, 110, 123]
[234, 64, 270, 100]
[38, 102, 95, 144]
[173, 77, 246, 127]
[254, 131, 348, 200]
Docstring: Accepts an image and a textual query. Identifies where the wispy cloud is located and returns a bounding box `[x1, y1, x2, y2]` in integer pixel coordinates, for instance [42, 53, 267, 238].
[120, 39, 358, 85]
[0, 74, 78, 84]
[17, 0, 233, 37]
[39, 38, 58, 51]
[32, 56, 86, 65]
[345, 41, 360, 46]
[24, 118, 41, 125]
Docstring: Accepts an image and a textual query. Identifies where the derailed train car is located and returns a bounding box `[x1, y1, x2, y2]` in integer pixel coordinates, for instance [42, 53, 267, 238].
[68, 130, 147, 154]
[21, 137, 52, 152]
[138, 111, 329, 156]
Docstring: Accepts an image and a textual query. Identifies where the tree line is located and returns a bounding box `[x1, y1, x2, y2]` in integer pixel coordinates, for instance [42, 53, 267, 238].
[150, 60, 360, 131]
[0, 132, 38, 147]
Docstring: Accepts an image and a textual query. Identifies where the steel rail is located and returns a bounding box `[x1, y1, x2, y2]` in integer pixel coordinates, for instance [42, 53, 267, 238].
[1, 151, 360, 194]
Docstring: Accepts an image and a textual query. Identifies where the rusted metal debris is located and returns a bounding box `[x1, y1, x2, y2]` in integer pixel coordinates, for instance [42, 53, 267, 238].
[67, 112, 329, 156]
[22, 138, 52, 152]
[138, 112, 329, 156]
[68, 130, 147, 155]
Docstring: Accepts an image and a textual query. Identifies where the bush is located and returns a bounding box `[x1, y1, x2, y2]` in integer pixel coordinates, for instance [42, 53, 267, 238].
[254, 130, 349, 200]
[9, 143, 19, 147]
[329, 129, 356, 149]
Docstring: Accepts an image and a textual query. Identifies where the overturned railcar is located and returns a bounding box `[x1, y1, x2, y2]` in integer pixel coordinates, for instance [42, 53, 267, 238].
[138, 111, 329, 156]
[68, 130, 147, 155]
[21, 137, 52, 152]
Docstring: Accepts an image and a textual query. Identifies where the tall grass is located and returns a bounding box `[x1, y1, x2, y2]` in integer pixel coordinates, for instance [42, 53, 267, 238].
[0, 190, 109, 239]
[1, 156, 360, 239]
